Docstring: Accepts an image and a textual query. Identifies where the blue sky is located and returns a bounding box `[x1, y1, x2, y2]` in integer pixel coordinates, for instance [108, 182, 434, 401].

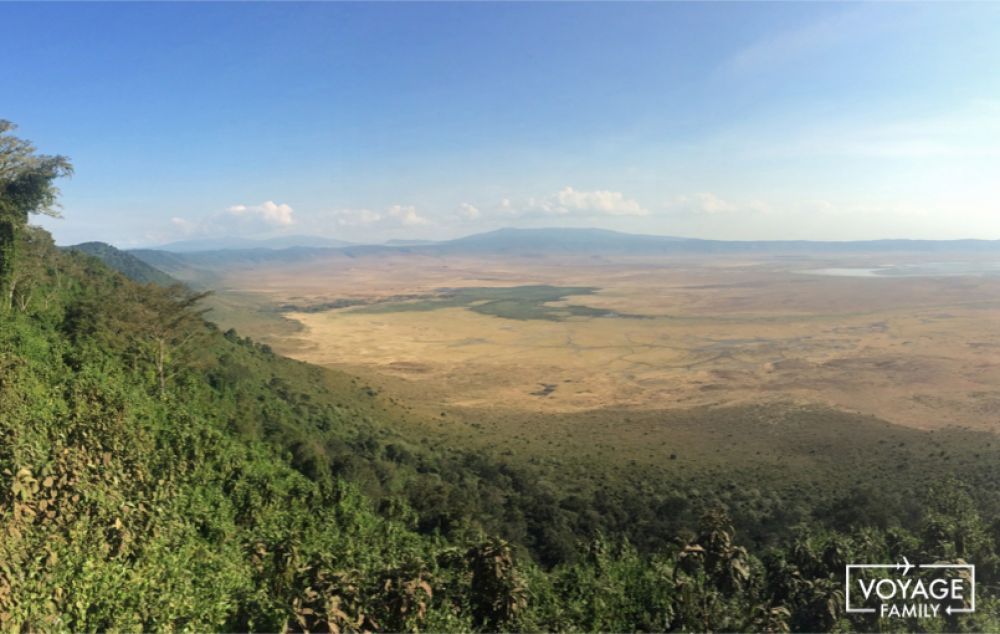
[2, 2, 999, 246]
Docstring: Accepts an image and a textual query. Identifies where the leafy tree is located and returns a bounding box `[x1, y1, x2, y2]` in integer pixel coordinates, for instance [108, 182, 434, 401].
[134, 284, 213, 396]
[0, 120, 72, 310]
[63, 281, 212, 396]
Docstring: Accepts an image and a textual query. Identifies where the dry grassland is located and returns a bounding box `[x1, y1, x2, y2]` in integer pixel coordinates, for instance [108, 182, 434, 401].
[214, 253, 1000, 432]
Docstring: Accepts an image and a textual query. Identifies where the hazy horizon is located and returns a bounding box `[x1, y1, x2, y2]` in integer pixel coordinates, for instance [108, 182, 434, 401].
[53, 224, 1000, 252]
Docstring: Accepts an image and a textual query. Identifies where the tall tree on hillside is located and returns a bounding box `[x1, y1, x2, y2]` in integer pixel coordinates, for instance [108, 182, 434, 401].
[0, 120, 73, 310]
[65, 280, 213, 397]
[136, 284, 213, 397]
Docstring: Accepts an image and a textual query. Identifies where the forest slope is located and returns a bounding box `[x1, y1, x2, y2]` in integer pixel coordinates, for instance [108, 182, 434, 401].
[1, 229, 999, 631]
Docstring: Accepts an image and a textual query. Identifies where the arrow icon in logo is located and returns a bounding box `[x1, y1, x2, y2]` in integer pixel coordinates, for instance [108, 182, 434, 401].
[896, 556, 913, 576]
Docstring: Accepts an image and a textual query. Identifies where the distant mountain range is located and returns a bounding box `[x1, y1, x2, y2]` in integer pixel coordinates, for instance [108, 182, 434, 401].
[152, 235, 355, 252]
[113, 227, 1000, 280]
[384, 238, 440, 246]
[140, 227, 1000, 257]
[65, 228, 1000, 311]
[440, 227, 689, 253]
[434, 227, 1000, 255]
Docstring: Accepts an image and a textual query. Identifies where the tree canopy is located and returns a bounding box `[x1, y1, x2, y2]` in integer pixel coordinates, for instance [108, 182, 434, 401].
[0, 120, 73, 223]
[0, 120, 73, 310]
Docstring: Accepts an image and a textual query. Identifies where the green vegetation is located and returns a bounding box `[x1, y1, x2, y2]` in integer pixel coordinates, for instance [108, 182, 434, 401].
[351, 285, 647, 321]
[65, 242, 177, 286]
[0, 119, 72, 310]
[2, 122, 999, 631]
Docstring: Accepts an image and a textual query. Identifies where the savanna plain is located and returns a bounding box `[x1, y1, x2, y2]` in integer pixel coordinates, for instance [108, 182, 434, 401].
[207, 251, 1000, 434]
[173, 250, 1000, 546]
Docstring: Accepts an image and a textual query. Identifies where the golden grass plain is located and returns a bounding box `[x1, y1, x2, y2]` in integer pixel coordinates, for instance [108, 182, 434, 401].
[209, 252, 1000, 432]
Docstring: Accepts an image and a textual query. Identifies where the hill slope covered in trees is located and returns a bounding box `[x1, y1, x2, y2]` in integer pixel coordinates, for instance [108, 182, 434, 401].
[0, 229, 997, 632]
[65, 241, 177, 286]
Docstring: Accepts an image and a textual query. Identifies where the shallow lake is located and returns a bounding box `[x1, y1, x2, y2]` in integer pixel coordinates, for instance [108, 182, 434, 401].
[804, 262, 1000, 278]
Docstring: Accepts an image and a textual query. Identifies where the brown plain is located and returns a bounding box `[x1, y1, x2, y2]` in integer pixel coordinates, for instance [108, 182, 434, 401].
[209, 252, 1000, 432]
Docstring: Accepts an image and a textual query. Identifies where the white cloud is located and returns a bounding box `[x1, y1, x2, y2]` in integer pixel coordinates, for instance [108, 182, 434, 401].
[331, 208, 382, 227]
[166, 200, 296, 239]
[555, 187, 648, 216]
[328, 204, 429, 228]
[170, 216, 196, 234]
[387, 204, 429, 226]
[458, 202, 480, 220]
[225, 200, 295, 226]
[506, 187, 648, 218]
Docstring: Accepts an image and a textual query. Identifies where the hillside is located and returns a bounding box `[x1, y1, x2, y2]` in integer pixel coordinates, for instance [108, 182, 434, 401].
[65, 241, 177, 286]
[2, 229, 999, 631]
[0, 228, 773, 631]
[129, 246, 335, 283]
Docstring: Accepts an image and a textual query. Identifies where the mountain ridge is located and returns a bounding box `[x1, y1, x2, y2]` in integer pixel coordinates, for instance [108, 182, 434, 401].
[151, 234, 355, 252]
[65, 241, 179, 286]
[126, 227, 1000, 273]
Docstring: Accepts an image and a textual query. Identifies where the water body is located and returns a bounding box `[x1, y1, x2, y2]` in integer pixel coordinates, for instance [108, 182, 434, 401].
[806, 267, 884, 278]
[804, 262, 1000, 278]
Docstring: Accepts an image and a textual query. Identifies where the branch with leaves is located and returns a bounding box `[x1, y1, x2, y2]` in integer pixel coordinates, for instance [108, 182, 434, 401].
[0, 120, 72, 310]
